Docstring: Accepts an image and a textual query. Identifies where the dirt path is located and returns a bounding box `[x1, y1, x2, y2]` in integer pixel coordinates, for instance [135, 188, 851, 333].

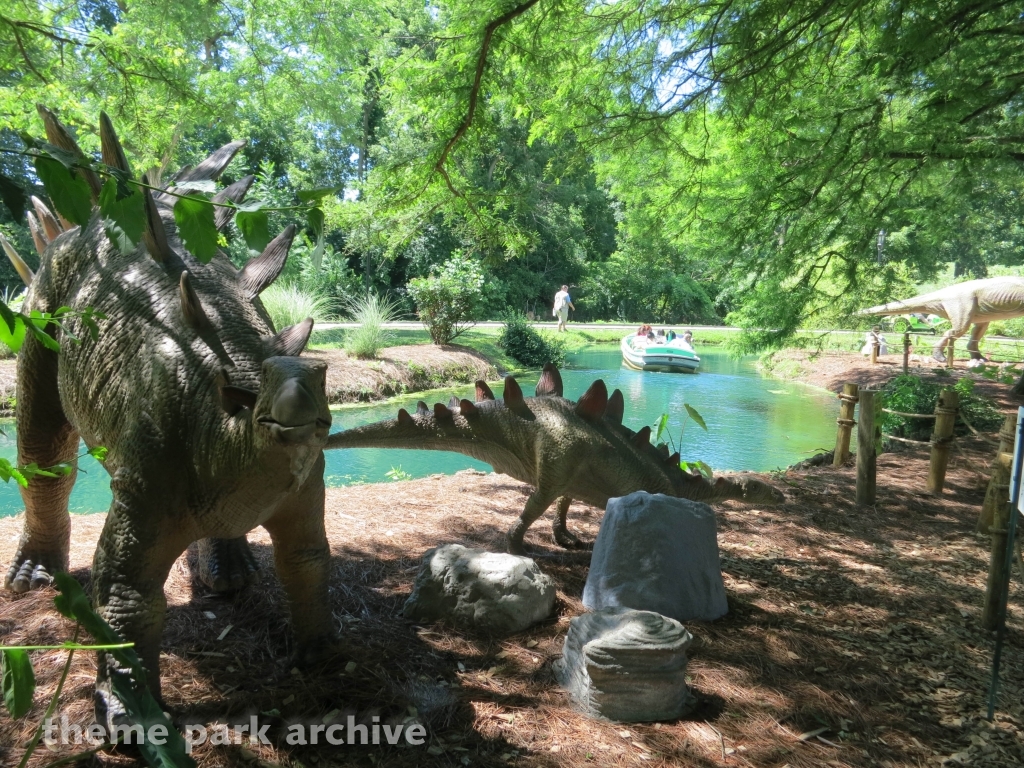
[2, 440, 1022, 766]
[0, 343, 498, 417]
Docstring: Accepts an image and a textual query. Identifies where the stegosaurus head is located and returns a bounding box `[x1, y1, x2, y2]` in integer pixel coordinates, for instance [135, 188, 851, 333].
[13, 107, 333, 455]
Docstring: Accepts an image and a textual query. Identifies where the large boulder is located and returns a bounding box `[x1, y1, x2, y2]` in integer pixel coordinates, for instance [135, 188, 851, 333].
[554, 608, 696, 722]
[404, 544, 555, 634]
[582, 492, 728, 622]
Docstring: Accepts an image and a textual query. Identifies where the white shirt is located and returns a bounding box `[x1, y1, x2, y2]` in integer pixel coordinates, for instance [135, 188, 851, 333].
[554, 290, 570, 311]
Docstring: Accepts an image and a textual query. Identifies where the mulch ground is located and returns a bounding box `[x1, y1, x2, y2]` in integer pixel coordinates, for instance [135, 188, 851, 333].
[3, 429, 1024, 767]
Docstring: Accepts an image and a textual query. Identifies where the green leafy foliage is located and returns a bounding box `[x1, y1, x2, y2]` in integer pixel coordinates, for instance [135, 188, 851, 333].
[172, 195, 219, 263]
[1, 648, 35, 719]
[99, 178, 146, 254]
[51, 574, 196, 768]
[33, 157, 92, 227]
[497, 311, 566, 368]
[407, 253, 484, 345]
[881, 375, 1002, 441]
[235, 205, 271, 254]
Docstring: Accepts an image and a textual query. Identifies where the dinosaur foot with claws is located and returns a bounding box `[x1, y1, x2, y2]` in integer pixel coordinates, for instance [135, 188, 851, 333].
[196, 537, 261, 593]
[5, 535, 69, 593]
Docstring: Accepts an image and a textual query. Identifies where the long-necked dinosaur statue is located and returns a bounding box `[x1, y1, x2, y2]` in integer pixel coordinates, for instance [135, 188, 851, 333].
[2, 107, 335, 713]
[858, 277, 1024, 367]
[326, 364, 785, 553]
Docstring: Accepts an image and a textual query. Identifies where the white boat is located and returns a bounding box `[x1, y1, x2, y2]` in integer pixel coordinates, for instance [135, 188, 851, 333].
[621, 334, 700, 373]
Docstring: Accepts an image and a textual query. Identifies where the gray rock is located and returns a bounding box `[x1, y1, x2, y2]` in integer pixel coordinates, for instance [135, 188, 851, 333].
[404, 544, 555, 634]
[554, 608, 696, 722]
[582, 492, 728, 622]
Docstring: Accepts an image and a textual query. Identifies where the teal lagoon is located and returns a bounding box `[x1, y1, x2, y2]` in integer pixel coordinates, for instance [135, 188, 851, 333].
[0, 347, 840, 517]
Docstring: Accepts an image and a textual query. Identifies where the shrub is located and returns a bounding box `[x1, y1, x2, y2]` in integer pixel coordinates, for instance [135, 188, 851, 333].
[881, 374, 1002, 441]
[406, 253, 484, 345]
[260, 284, 334, 330]
[498, 311, 566, 368]
[344, 292, 401, 359]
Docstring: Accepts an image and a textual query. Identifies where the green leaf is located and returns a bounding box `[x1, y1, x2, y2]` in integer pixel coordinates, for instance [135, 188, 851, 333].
[235, 207, 270, 253]
[88, 446, 109, 461]
[172, 195, 219, 263]
[0, 312, 26, 353]
[1, 648, 35, 719]
[696, 461, 714, 479]
[684, 403, 707, 431]
[297, 186, 341, 202]
[25, 320, 59, 352]
[51, 574, 197, 768]
[654, 413, 669, 442]
[0, 300, 18, 335]
[0, 172, 28, 221]
[34, 157, 93, 227]
[99, 178, 145, 255]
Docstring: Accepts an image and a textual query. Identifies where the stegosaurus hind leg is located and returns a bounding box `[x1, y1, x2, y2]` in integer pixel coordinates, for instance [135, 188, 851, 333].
[551, 496, 589, 550]
[5, 333, 78, 593]
[508, 488, 559, 555]
[196, 537, 261, 593]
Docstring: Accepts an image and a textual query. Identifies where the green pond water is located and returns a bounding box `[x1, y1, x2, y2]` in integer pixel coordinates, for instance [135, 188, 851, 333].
[0, 347, 842, 517]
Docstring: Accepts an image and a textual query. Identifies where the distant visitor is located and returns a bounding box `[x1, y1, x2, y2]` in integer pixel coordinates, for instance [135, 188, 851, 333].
[861, 325, 888, 356]
[553, 284, 575, 332]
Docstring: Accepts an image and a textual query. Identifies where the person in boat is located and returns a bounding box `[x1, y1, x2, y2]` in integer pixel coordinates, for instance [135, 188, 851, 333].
[636, 324, 648, 337]
[861, 325, 888, 356]
[666, 329, 677, 342]
[682, 330, 694, 344]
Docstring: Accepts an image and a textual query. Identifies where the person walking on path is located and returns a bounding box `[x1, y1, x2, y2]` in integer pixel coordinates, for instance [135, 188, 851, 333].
[553, 284, 575, 332]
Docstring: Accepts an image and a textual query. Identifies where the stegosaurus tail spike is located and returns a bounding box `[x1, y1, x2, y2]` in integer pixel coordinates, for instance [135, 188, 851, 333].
[657, 442, 670, 459]
[36, 104, 102, 202]
[0, 233, 34, 286]
[459, 399, 478, 416]
[99, 111, 133, 176]
[575, 379, 608, 421]
[240, 225, 295, 298]
[667, 452, 680, 466]
[434, 403, 453, 420]
[475, 380, 495, 402]
[448, 395, 460, 409]
[31, 197, 63, 241]
[503, 376, 524, 406]
[398, 408, 414, 425]
[26, 212, 48, 255]
[416, 401, 430, 416]
[535, 363, 563, 397]
[605, 389, 624, 425]
[212, 175, 255, 231]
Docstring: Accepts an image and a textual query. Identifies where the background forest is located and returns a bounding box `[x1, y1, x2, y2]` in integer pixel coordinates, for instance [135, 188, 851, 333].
[2, 0, 1024, 347]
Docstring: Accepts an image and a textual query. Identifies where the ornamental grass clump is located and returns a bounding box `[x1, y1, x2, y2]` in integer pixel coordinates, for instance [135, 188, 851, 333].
[260, 284, 333, 330]
[344, 292, 401, 359]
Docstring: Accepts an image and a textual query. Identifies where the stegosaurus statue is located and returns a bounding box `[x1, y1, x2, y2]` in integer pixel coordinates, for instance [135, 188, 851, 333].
[3, 107, 335, 707]
[327, 364, 784, 552]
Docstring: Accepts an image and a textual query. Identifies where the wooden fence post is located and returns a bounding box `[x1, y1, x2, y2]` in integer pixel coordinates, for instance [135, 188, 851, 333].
[946, 338, 955, 368]
[983, 490, 1013, 630]
[927, 388, 959, 495]
[834, 382, 859, 467]
[870, 341, 879, 364]
[856, 389, 878, 505]
[978, 413, 1019, 534]
[903, 332, 911, 374]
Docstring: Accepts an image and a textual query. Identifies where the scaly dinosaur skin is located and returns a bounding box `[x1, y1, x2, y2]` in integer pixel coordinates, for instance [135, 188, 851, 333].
[326, 365, 784, 553]
[858, 277, 1024, 372]
[3, 108, 335, 707]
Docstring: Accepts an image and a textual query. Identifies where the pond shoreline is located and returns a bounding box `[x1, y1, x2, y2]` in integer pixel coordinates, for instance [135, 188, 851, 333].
[0, 343, 501, 417]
